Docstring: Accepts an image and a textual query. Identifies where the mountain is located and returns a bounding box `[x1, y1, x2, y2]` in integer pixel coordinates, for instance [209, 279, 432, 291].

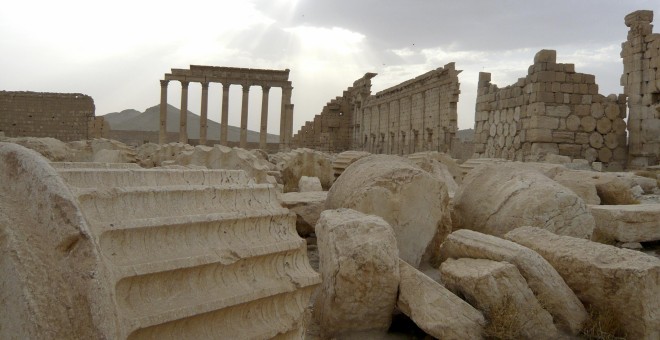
[103, 104, 279, 143]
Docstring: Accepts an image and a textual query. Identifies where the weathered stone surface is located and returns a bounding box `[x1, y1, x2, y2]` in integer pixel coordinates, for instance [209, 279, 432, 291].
[1, 142, 320, 339]
[552, 171, 601, 205]
[326, 154, 452, 267]
[280, 191, 328, 237]
[438, 229, 588, 334]
[595, 179, 638, 204]
[398, 260, 485, 339]
[298, 175, 323, 192]
[332, 150, 370, 179]
[408, 155, 460, 197]
[452, 163, 594, 239]
[505, 227, 660, 340]
[277, 148, 334, 192]
[441, 258, 559, 340]
[136, 142, 272, 183]
[314, 209, 399, 337]
[590, 204, 660, 243]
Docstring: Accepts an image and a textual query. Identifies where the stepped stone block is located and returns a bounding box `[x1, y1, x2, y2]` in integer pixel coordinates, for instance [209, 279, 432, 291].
[0, 142, 320, 339]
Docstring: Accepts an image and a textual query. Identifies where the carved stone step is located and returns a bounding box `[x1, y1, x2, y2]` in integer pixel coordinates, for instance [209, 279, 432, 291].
[58, 168, 251, 188]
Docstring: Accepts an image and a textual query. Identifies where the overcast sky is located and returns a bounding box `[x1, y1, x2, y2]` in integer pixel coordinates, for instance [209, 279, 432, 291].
[2, 0, 659, 133]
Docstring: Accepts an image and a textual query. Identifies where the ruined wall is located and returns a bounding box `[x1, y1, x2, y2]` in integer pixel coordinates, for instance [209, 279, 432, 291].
[355, 63, 460, 155]
[292, 73, 375, 152]
[0, 91, 95, 142]
[622, 10, 660, 167]
[474, 50, 627, 167]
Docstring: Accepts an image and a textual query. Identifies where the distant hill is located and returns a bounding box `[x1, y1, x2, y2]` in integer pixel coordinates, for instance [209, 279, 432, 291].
[103, 104, 279, 143]
[456, 128, 474, 142]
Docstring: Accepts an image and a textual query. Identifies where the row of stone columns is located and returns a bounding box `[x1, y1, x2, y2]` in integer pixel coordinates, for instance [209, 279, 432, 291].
[159, 80, 292, 149]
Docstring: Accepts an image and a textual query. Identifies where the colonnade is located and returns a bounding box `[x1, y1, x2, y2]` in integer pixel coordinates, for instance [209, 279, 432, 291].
[158, 66, 294, 150]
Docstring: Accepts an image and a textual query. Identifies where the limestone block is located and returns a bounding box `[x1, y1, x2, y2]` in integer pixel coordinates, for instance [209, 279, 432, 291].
[566, 115, 581, 131]
[530, 116, 559, 129]
[314, 209, 399, 337]
[438, 229, 588, 334]
[590, 204, 660, 243]
[326, 155, 451, 267]
[591, 102, 604, 118]
[298, 175, 323, 192]
[397, 260, 485, 339]
[504, 227, 660, 340]
[581, 116, 597, 132]
[543, 153, 571, 164]
[408, 155, 460, 197]
[596, 179, 638, 204]
[441, 258, 559, 340]
[332, 150, 370, 179]
[280, 191, 328, 236]
[452, 163, 594, 239]
[530, 142, 559, 156]
[598, 147, 612, 163]
[278, 148, 335, 192]
[552, 172, 601, 204]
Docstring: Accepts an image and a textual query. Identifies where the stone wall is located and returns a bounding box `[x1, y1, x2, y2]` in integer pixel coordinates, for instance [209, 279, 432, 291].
[355, 63, 460, 155]
[0, 91, 95, 142]
[474, 50, 628, 168]
[622, 10, 660, 167]
[292, 73, 375, 152]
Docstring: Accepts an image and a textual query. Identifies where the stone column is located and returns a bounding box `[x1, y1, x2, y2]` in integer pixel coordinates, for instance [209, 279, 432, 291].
[220, 83, 230, 146]
[240, 84, 250, 148]
[159, 80, 169, 144]
[179, 81, 189, 143]
[280, 85, 293, 150]
[200, 81, 209, 145]
[260, 86, 271, 149]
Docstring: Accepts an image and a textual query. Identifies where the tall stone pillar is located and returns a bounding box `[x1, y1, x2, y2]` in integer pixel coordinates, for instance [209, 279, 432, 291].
[159, 80, 169, 144]
[280, 85, 293, 150]
[260, 86, 271, 149]
[179, 81, 189, 144]
[220, 83, 230, 146]
[240, 84, 250, 148]
[200, 81, 209, 145]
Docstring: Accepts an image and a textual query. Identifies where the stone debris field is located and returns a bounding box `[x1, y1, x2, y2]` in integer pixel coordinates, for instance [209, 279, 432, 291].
[1, 9, 660, 340]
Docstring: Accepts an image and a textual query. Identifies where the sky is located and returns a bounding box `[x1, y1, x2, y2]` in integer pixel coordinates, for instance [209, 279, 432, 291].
[2, 0, 659, 134]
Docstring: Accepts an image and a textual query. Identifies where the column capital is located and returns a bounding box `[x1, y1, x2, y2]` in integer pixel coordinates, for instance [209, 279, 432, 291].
[262, 85, 271, 92]
[180, 80, 189, 89]
[201, 81, 209, 89]
[160, 80, 170, 87]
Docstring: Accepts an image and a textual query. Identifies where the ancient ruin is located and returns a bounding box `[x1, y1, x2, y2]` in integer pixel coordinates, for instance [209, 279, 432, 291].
[293, 63, 460, 155]
[160, 65, 294, 150]
[622, 10, 660, 167]
[474, 50, 628, 168]
[2, 9, 660, 340]
[0, 91, 96, 141]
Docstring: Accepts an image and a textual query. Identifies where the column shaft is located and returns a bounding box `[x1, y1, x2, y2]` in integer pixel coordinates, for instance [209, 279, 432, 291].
[260, 86, 271, 149]
[159, 80, 169, 144]
[280, 85, 293, 150]
[200, 82, 209, 145]
[221, 84, 230, 145]
[240, 85, 250, 148]
[179, 81, 189, 143]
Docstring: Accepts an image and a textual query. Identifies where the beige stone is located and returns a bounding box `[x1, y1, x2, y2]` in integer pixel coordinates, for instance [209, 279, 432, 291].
[590, 204, 660, 243]
[332, 150, 370, 179]
[2, 142, 321, 339]
[397, 260, 485, 339]
[596, 179, 638, 204]
[326, 155, 451, 267]
[552, 172, 601, 204]
[280, 191, 328, 236]
[441, 258, 559, 340]
[505, 227, 660, 340]
[596, 117, 612, 134]
[277, 148, 335, 192]
[314, 209, 399, 337]
[589, 132, 604, 148]
[438, 229, 588, 334]
[298, 175, 323, 192]
[581, 116, 596, 132]
[452, 163, 594, 239]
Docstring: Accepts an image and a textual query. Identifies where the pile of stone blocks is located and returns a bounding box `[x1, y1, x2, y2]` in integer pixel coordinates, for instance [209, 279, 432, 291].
[474, 50, 628, 168]
[621, 10, 660, 167]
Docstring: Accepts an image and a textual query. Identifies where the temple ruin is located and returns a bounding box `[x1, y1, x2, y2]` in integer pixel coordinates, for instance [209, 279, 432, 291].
[0, 91, 96, 141]
[292, 63, 460, 155]
[474, 50, 628, 168]
[160, 65, 294, 150]
[622, 10, 660, 167]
